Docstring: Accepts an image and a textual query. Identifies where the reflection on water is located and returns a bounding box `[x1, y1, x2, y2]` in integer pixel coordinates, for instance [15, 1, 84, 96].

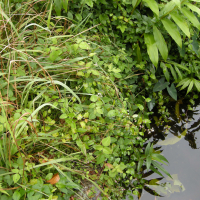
[139, 97, 200, 200]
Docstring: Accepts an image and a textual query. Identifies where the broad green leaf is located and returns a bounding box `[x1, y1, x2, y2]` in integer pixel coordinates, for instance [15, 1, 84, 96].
[90, 95, 98, 102]
[145, 142, 151, 156]
[161, 18, 182, 47]
[75, 13, 82, 21]
[78, 129, 87, 134]
[185, 3, 200, 16]
[178, 42, 186, 57]
[136, 104, 144, 110]
[160, 1, 176, 17]
[49, 50, 62, 62]
[146, 155, 152, 171]
[167, 83, 177, 101]
[187, 79, 194, 94]
[102, 136, 111, 147]
[150, 165, 163, 177]
[172, 0, 181, 9]
[46, 173, 53, 180]
[0, 188, 9, 196]
[147, 97, 155, 111]
[149, 144, 154, 156]
[13, 190, 21, 200]
[66, 182, 80, 189]
[143, 0, 159, 16]
[144, 33, 158, 67]
[194, 79, 200, 92]
[91, 70, 100, 76]
[86, 0, 93, 7]
[153, 26, 168, 61]
[132, 0, 142, 8]
[60, 114, 68, 119]
[192, 32, 199, 55]
[157, 129, 187, 146]
[63, 0, 68, 12]
[96, 154, 105, 164]
[13, 174, 20, 183]
[153, 77, 170, 92]
[79, 42, 91, 50]
[76, 139, 86, 156]
[94, 145, 103, 151]
[103, 147, 112, 154]
[152, 160, 172, 178]
[54, 0, 62, 16]
[107, 110, 116, 117]
[71, 122, 76, 134]
[170, 12, 190, 37]
[137, 159, 143, 172]
[182, 7, 200, 30]
[160, 62, 170, 82]
[143, 119, 151, 123]
[152, 153, 169, 164]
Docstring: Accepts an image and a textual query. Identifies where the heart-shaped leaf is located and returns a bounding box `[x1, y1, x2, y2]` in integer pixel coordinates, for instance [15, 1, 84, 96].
[153, 78, 169, 92]
[167, 83, 177, 100]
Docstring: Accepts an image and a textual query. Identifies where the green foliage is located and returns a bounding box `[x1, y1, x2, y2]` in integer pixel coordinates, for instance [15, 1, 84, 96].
[1, 0, 200, 199]
[42, 0, 200, 94]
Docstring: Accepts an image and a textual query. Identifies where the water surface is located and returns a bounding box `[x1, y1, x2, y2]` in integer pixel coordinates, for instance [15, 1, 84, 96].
[140, 99, 200, 200]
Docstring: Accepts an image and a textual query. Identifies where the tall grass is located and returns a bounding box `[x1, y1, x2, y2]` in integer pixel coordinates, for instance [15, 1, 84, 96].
[0, 1, 121, 199]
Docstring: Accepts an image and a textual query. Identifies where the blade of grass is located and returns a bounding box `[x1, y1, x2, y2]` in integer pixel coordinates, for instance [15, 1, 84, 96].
[0, 4, 19, 37]
[15, 103, 59, 138]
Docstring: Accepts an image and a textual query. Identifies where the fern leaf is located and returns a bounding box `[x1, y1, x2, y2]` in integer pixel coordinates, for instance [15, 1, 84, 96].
[186, 79, 194, 94]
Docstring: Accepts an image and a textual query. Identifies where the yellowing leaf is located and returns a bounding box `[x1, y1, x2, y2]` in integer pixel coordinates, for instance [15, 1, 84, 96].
[157, 129, 187, 146]
[105, 163, 114, 169]
[47, 173, 60, 185]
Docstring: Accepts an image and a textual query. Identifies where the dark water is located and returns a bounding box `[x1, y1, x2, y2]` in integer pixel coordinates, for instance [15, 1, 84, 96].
[140, 98, 200, 200]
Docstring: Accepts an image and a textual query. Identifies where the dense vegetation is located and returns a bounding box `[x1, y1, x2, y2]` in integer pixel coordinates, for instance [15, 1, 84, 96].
[0, 0, 199, 199]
